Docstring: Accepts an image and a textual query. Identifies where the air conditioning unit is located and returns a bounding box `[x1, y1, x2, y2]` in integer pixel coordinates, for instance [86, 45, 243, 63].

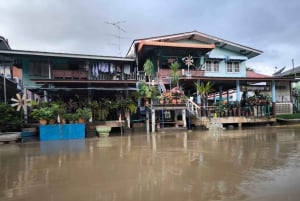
[275, 102, 293, 114]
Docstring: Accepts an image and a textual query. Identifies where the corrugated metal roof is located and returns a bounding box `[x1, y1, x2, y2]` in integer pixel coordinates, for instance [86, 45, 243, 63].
[126, 30, 263, 58]
[0, 49, 134, 62]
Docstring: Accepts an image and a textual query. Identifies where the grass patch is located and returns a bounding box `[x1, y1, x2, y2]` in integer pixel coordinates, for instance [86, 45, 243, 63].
[276, 113, 300, 119]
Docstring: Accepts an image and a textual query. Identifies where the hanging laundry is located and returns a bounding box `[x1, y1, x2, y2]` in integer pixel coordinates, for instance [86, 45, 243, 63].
[110, 63, 115, 73]
[124, 64, 130, 75]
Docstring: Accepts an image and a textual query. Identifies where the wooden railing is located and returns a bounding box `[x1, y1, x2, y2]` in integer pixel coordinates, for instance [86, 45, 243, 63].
[158, 69, 204, 78]
[52, 70, 88, 79]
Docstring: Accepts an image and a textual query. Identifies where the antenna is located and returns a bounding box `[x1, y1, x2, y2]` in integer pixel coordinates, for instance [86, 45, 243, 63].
[105, 21, 127, 55]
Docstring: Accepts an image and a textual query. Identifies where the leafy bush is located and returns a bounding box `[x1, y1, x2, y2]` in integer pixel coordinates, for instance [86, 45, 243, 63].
[0, 103, 22, 131]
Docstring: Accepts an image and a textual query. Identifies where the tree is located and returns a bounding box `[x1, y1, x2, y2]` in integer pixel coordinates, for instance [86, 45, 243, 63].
[170, 61, 180, 87]
[194, 81, 214, 107]
[143, 59, 154, 82]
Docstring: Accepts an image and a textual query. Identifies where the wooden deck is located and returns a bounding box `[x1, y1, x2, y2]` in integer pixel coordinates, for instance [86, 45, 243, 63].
[192, 116, 276, 129]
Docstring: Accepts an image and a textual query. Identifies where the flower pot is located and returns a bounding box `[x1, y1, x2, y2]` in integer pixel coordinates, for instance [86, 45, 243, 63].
[78, 118, 85, 123]
[39, 119, 47, 125]
[96, 125, 112, 137]
[48, 119, 56, 124]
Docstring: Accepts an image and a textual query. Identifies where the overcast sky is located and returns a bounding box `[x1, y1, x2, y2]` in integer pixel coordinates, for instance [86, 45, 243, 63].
[0, 0, 299, 75]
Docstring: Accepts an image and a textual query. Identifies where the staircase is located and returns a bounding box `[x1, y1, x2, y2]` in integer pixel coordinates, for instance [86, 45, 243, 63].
[158, 79, 167, 93]
[186, 99, 223, 129]
[186, 98, 201, 118]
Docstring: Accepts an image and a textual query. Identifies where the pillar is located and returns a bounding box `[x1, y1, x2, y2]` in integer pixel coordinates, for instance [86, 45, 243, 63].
[236, 80, 240, 101]
[271, 80, 276, 115]
[146, 110, 150, 133]
[23, 88, 28, 124]
[197, 79, 201, 104]
[219, 85, 223, 103]
[151, 109, 155, 133]
[182, 109, 187, 128]
[174, 110, 178, 127]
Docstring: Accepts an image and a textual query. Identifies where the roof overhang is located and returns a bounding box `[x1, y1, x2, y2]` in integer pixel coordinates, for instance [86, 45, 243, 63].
[0, 49, 135, 62]
[137, 40, 215, 53]
[126, 31, 263, 59]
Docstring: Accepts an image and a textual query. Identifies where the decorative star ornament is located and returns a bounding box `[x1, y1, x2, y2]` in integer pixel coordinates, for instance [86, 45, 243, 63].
[10, 93, 31, 111]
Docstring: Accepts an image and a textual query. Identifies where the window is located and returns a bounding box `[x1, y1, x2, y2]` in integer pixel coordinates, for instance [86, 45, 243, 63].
[29, 61, 49, 76]
[227, 61, 240, 73]
[205, 60, 219, 72]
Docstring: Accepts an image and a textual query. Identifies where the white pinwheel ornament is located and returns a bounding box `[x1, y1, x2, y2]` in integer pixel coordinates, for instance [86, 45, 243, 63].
[10, 93, 31, 111]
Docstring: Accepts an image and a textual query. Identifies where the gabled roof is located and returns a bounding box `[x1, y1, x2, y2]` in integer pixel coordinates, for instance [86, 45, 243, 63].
[126, 30, 263, 58]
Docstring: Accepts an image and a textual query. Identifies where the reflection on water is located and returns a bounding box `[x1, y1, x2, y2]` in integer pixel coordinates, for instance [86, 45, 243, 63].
[0, 127, 300, 201]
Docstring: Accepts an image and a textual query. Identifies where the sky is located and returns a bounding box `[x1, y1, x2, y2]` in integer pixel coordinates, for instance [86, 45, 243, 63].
[0, 0, 300, 75]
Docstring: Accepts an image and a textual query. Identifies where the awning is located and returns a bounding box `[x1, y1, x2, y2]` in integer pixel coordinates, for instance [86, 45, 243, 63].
[208, 55, 248, 61]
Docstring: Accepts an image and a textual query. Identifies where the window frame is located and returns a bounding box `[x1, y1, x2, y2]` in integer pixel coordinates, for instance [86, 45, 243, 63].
[227, 61, 240, 73]
[205, 60, 219, 72]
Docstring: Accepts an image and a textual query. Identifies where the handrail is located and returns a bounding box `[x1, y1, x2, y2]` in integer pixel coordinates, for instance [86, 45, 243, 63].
[186, 98, 201, 118]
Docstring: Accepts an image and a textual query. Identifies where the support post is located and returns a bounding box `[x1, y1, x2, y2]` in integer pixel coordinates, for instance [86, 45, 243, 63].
[236, 80, 241, 101]
[271, 80, 276, 115]
[151, 109, 155, 133]
[23, 88, 28, 124]
[174, 110, 178, 127]
[182, 109, 186, 128]
[197, 79, 201, 104]
[146, 110, 150, 133]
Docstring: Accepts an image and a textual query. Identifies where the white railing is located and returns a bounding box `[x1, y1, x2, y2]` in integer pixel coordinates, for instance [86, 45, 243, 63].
[186, 98, 201, 118]
[158, 79, 167, 93]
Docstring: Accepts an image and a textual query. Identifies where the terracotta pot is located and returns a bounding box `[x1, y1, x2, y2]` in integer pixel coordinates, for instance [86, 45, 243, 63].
[48, 119, 56, 124]
[39, 119, 47, 125]
[78, 118, 85, 123]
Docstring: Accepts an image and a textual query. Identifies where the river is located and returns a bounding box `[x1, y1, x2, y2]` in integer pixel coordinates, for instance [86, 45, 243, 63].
[1, 126, 300, 201]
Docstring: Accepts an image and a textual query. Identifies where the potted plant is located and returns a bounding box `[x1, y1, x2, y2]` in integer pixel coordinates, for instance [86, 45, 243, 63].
[76, 107, 91, 123]
[30, 106, 54, 125]
[137, 82, 159, 106]
[96, 125, 112, 137]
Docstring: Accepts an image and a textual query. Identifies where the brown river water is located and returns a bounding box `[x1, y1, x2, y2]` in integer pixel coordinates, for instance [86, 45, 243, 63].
[1, 126, 300, 201]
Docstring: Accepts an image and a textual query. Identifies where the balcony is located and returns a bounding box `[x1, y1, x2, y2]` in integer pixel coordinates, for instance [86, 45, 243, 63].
[52, 70, 88, 80]
[51, 70, 146, 81]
